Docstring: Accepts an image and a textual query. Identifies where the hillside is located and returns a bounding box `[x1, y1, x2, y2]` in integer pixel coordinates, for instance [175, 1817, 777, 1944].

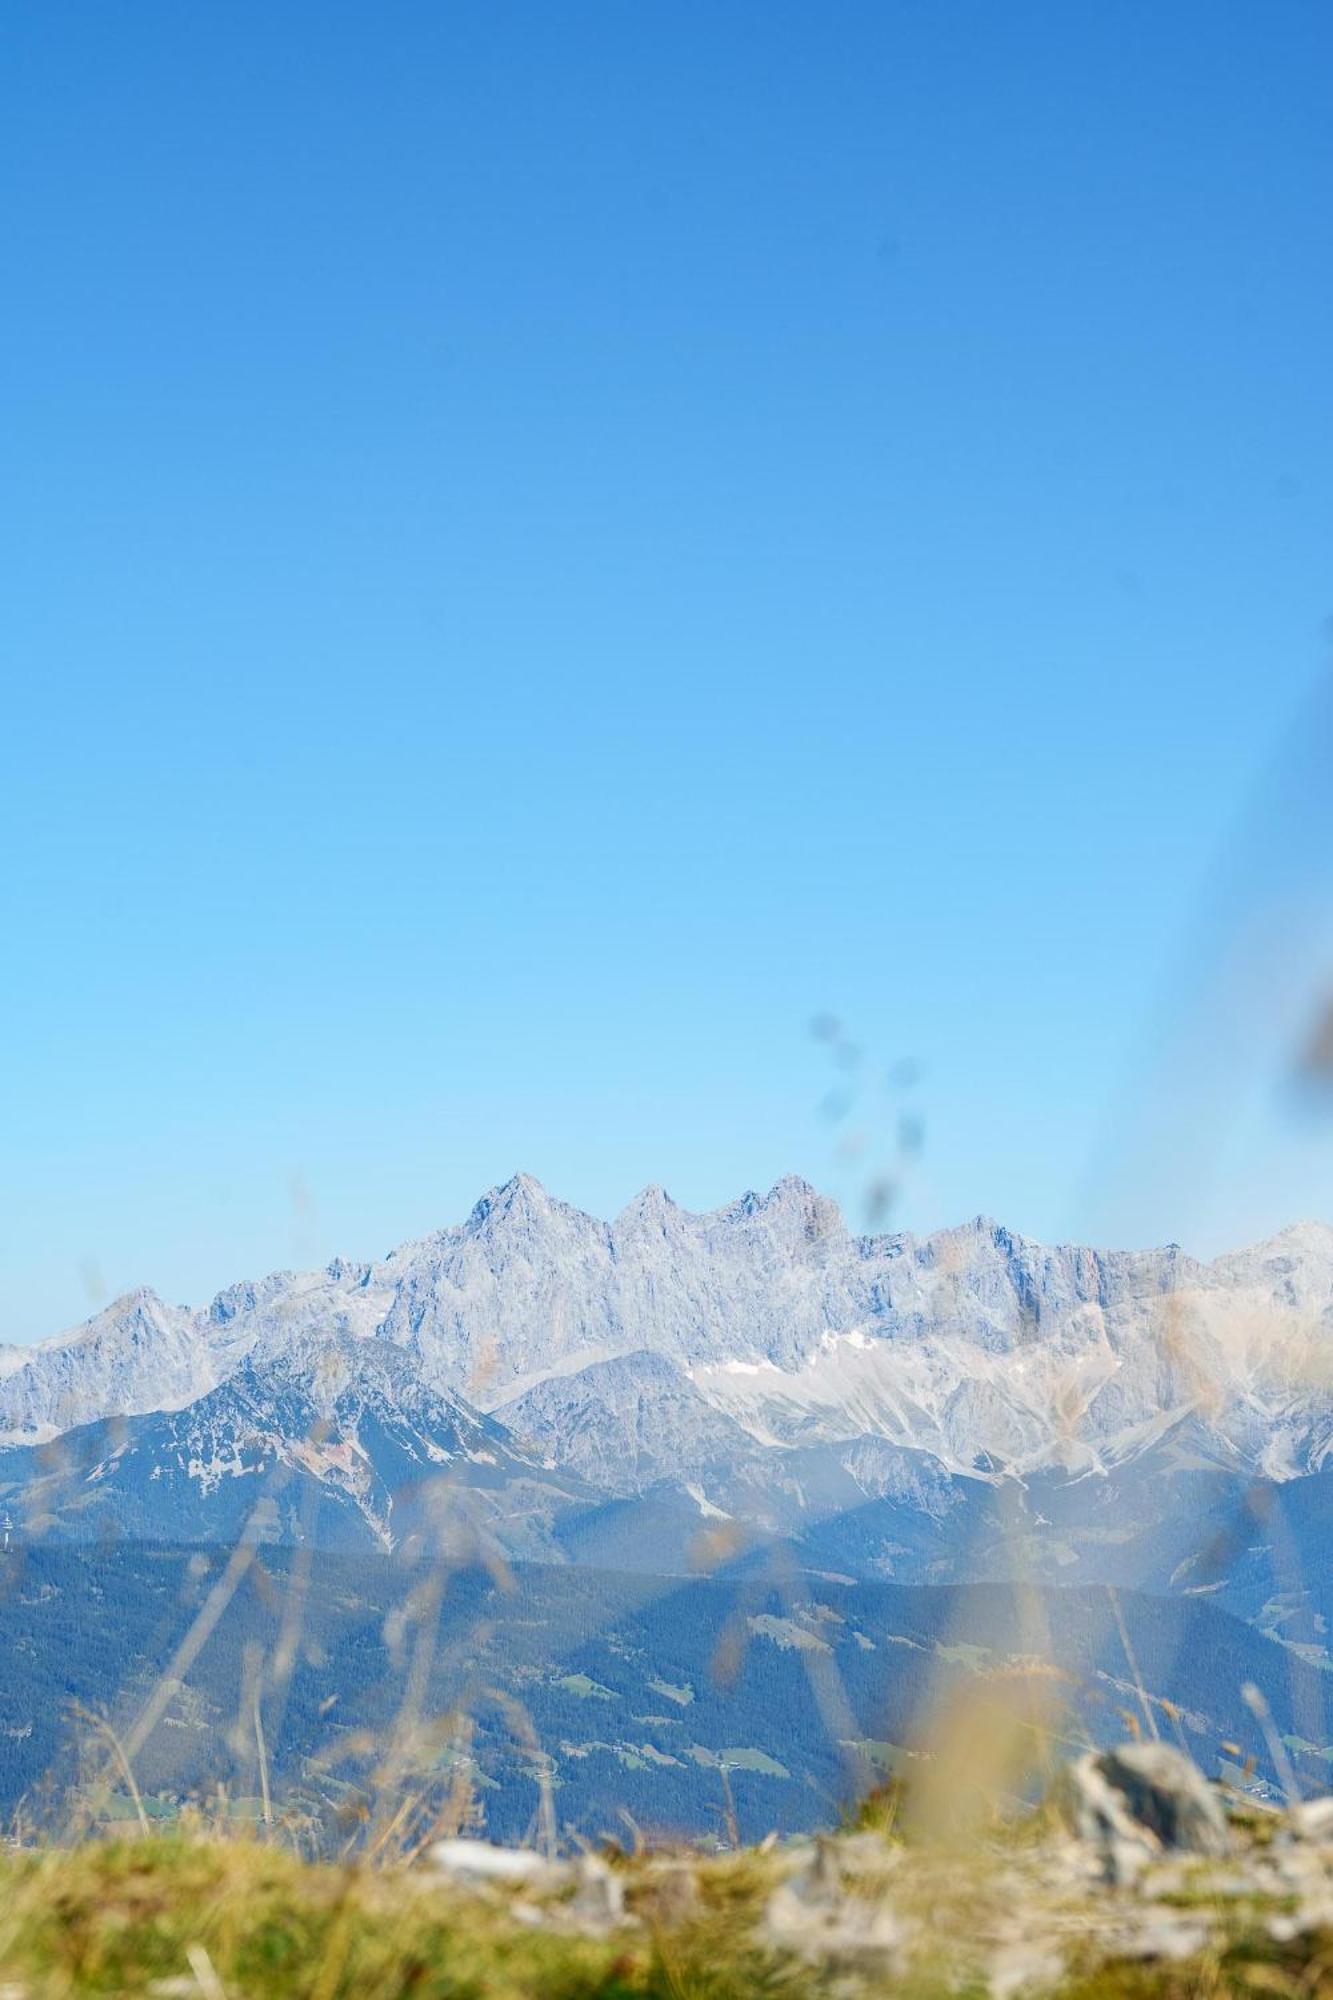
[1, 1546, 1327, 1844]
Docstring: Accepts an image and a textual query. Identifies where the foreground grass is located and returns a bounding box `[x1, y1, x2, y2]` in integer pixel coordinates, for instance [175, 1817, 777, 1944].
[0, 1836, 796, 2000]
[2, 1834, 1333, 1999]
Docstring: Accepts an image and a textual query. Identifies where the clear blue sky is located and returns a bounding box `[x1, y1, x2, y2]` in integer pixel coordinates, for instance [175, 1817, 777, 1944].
[3, 2, 1332, 1340]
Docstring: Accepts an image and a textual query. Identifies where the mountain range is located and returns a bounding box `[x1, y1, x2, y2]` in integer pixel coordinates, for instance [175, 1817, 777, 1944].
[3, 1174, 1332, 1648]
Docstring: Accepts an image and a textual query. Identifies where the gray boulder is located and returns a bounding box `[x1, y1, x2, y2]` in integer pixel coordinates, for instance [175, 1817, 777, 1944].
[1063, 1742, 1230, 1883]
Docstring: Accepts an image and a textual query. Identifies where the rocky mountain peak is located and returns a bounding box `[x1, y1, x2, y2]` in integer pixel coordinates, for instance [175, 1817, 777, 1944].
[2, 1179, 1331, 1500]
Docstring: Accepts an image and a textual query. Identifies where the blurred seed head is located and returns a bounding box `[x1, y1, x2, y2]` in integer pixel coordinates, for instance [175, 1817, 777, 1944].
[78, 1257, 107, 1306]
[1291, 993, 1333, 1105]
[864, 1177, 898, 1227]
[689, 1521, 752, 1574]
[903, 1672, 1062, 1843]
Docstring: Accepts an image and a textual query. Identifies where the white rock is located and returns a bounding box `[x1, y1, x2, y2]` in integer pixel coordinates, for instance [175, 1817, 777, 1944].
[567, 1853, 626, 1927]
[425, 1839, 568, 1889]
[1290, 1796, 1333, 1842]
[762, 1836, 903, 1970]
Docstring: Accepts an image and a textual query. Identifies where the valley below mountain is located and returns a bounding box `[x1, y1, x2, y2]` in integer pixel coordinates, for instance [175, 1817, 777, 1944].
[1, 1545, 1328, 1846]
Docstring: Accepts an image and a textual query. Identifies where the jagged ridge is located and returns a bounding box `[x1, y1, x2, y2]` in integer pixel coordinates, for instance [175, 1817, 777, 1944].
[2, 1177, 1332, 1568]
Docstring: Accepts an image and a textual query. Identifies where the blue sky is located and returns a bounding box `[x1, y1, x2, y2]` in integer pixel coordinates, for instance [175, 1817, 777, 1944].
[3, 1, 1331, 1340]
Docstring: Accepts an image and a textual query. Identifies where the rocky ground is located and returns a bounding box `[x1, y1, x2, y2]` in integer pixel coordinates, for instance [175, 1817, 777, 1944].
[4, 1744, 1333, 1995]
[419, 1742, 1333, 1997]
